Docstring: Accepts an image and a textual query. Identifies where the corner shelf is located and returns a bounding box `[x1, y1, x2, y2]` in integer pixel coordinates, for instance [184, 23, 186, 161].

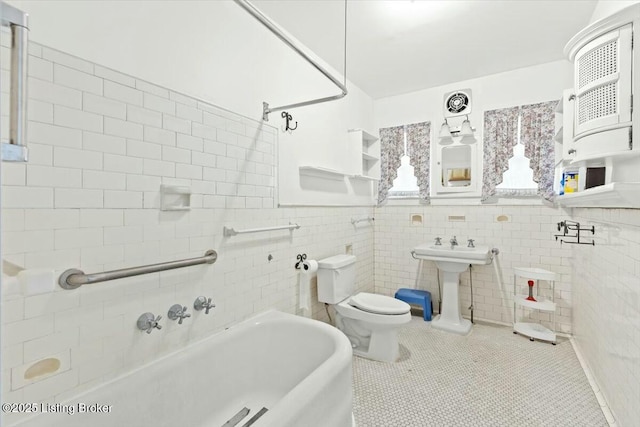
[512, 267, 557, 344]
[299, 166, 346, 181]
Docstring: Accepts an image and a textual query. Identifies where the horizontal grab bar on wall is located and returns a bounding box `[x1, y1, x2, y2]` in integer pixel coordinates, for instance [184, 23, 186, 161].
[351, 217, 374, 225]
[58, 250, 218, 290]
[233, 0, 348, 121]
[1, 1, 29, 162]
[223, 223, 300, 237]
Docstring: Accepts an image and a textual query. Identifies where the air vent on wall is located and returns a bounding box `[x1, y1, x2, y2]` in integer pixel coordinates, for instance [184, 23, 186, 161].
[443, 89, 472, 118]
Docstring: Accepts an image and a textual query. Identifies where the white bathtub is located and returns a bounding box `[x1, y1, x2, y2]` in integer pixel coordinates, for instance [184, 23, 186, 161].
[13, 310, 354, 427]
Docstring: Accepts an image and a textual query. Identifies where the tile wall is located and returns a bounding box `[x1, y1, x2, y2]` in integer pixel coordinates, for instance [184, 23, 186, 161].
[374, 205, 573, 333]
[0, 42, 375, 423]
[571, 208, 640, 427]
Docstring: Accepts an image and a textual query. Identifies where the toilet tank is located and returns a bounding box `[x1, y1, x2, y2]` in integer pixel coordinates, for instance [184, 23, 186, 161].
[317, 254, 356, 304]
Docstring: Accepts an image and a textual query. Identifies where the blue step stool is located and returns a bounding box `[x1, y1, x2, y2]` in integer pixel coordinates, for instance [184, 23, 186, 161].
[394, 288, 432, 321]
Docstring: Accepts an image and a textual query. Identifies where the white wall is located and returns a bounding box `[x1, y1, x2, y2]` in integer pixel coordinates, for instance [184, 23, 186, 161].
[6, 0, 376, 206]
[0, 40, 375, 423]
[374, 205, 573, 332]
[570, 209, 640, 427]
[374, 60, 572, 200]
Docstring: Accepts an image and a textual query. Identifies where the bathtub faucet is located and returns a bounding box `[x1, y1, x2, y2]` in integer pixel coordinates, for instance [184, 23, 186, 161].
[168, 304, 191, 325]
[194, 296, 216, 314]
[137, 312, 162, 334]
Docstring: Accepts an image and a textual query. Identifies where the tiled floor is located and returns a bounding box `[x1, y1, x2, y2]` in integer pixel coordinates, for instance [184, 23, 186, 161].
[352, 316, 607, 427]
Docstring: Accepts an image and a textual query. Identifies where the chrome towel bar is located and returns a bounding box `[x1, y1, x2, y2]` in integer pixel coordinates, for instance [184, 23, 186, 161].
[223, 223, 300, 237]
[58, 250, 218, 290]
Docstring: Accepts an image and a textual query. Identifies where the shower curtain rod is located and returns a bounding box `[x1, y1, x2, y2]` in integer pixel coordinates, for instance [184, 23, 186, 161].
[233, 0, 348, 121]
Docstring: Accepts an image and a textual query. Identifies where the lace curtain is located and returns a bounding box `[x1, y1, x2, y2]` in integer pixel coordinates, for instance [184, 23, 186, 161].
[377, 125, 405, 205]
[481, 106, 520, 201]
[482, 101, 557, 202]
[521, 101, 558, 202]
[406, 122, 431, 203]
[377, 122, 430, 205]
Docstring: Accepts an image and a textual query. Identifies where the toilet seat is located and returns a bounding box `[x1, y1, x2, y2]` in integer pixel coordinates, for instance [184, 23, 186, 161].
[348, 292, 411, 315]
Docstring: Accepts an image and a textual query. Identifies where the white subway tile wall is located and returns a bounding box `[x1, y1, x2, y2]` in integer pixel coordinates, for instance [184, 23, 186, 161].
[374, 206, 573, 333]
[0, 42, 375, 421]
[571, 208, 640, 427]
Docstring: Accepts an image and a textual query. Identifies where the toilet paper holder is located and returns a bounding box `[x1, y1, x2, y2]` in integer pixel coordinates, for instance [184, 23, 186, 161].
[295, 253, 307, 270]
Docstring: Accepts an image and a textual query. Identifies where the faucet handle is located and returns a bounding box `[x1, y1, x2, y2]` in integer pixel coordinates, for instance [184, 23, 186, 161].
[467, 239, 475, 248]
[194, 296, 216, 314]
[434, 237, 442, 245]
[168, 304, 191, 325]
[137, 312, 162, 334]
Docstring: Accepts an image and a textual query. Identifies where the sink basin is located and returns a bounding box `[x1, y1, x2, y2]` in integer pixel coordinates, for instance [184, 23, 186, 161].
[412, 243, 491, 266]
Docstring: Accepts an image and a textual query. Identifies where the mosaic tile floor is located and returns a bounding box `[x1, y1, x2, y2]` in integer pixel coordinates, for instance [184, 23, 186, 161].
[352, 317, 607, 427]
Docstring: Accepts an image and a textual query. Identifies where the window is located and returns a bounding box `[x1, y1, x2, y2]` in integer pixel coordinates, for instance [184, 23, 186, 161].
[378, 122, 430, 205]
[496, 115, 538, 197]
[388, 126, 419, 198]
[482, 101, 557, 202]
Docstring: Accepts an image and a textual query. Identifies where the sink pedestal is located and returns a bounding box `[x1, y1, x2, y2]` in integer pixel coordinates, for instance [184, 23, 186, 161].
[432, 265, 472, 335]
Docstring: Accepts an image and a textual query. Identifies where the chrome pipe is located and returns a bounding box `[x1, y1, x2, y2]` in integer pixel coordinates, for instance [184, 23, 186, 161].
[58, 250, 218, 290]
[233, 0, 348, 120]
[1, 2, 29, 162]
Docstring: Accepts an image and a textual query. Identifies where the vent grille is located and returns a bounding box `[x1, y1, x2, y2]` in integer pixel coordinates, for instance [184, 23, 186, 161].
[578, 82, 617, 124]
[577, 40, 617, 89]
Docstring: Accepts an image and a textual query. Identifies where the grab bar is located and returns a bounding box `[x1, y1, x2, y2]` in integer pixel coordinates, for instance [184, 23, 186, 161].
[1, 2, 29, 162]
[58, 250, 218, 290]
[223, 223, 300, 237]
[351, 216, 374, 225]
[233, 0, 348, 121]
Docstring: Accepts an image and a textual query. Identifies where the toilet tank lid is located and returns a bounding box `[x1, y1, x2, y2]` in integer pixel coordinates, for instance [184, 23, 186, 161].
[317, 254, 356, 269]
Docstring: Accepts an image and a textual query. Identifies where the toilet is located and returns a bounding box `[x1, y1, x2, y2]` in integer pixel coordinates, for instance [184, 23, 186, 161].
[317, 254, 411, 362]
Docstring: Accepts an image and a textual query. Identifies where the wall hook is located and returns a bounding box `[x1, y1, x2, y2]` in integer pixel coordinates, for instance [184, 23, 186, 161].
[281, 111, 298, 132]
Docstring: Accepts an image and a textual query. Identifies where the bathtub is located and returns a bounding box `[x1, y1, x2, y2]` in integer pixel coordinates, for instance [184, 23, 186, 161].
[13, 310, 354, 427]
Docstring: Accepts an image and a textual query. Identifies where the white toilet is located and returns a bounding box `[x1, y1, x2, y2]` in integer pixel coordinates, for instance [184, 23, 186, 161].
[317, 254, 411, 363]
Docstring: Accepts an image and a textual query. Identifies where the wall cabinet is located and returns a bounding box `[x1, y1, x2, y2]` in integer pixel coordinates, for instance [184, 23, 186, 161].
[557, 4, 640, 208]
[434, 142, 478, 195]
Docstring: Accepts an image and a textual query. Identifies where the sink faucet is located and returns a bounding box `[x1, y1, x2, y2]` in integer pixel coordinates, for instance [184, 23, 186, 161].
[467, 239, 475, 248]
[434, 237, 442, 246]
[450, 236, 458, 249]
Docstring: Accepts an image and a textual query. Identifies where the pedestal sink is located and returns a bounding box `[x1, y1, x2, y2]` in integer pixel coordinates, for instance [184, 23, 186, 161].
[412, 242, 491, 335]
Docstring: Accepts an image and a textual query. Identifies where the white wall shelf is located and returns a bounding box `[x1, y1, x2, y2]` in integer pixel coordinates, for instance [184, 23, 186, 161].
[160, 185, 191, 211]
[569, 149, 640, 165]
[348, 129, 381, 180]
[350, 174, 378, 181]
[298, 166, 346, 180]
[556, 182, 640, 208]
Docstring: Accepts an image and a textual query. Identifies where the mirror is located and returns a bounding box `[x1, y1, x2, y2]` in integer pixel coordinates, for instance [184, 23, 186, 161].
[441, 145, 471, 187]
